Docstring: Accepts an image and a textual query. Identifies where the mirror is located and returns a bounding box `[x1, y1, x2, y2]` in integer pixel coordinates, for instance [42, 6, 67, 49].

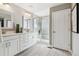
[0, 9, 13, 28]
[0, 9, 14, 34]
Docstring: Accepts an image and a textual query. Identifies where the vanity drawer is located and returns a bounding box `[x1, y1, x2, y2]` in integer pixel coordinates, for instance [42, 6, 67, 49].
[3, 36, 17, 41]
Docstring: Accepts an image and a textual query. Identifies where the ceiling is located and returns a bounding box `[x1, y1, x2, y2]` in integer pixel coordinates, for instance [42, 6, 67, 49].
[14, 3, 62, 16]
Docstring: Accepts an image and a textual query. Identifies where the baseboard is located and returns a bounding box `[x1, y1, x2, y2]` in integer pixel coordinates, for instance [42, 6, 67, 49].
[53, 47, 72, 53]
[47, 45, 54, 49]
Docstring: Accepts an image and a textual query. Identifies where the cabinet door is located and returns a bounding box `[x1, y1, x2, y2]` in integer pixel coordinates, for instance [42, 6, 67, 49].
[0, 44, 5, 56]
[19, 34, 25, 51]
[8, 39, 18, 56]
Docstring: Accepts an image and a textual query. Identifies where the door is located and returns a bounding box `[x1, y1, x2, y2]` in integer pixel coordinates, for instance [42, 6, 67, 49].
[52, 9, 71, 51]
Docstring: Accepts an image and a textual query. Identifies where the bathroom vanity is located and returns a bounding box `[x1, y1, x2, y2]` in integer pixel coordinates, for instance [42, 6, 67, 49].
[0, 32, 38, 56]
[0, 4, 39, 56]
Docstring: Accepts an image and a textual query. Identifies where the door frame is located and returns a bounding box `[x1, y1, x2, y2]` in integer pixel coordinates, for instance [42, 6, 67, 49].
[49, 3, 72, 52]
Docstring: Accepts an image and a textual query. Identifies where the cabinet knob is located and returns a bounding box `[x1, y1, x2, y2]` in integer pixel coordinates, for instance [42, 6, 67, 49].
[53, 31, 56, 33]
[6, 42, 11, 47]
[9, 42, 11, 46]
[6, 43, 8, 47]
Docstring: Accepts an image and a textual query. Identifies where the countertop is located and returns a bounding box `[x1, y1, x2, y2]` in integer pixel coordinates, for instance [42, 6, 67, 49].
[2, 32, 27, 37]
[1, 32, 35, 37]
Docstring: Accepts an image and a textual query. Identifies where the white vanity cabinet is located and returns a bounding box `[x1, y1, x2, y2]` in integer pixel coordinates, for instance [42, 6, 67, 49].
[0, 43, 5, 56]
[27, 33, 37, 47]
[19, 34, 27, 51]
[20, 33, 37, 52]
[28, 33, 34, 44]
[8, 39, 18, 56]
[0, 33, 37, 56]
[3, 36, 18, 56]
[20, 33, 33, 51]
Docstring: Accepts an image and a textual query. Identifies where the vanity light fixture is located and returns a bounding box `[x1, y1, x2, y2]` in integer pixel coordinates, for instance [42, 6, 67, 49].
[24, 12, 32, 19]
[3, 3, 11, 8]
[3, 3, 9, 5]
[0, 3, 9, 5]
[25, 13, 32, 17]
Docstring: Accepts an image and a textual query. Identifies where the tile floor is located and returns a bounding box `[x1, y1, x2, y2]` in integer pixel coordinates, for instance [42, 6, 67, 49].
[16, 41, 72, 56]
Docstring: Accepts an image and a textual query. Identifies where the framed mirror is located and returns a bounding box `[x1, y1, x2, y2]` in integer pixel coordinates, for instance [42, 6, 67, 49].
[0, 9, 13, 28]
[0, 9, 15, 34]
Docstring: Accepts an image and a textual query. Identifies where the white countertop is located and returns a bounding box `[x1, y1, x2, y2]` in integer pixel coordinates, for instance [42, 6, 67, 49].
[0, 32, 27, 43]
[2, 32, 27, 37]
[1, 32, 35, 37]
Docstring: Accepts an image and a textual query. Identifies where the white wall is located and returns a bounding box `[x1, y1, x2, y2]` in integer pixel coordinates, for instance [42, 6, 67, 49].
[72, 33, 79, 56]
[71, 3, 79, 56]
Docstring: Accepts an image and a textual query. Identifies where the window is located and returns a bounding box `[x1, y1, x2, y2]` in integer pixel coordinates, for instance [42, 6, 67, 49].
[23, 19, 28, 29]
[23, 19, 34, 32]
